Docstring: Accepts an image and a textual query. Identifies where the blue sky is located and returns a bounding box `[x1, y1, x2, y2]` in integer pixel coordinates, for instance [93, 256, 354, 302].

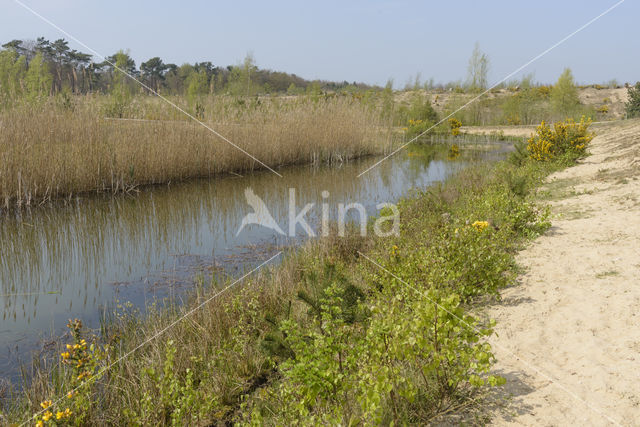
[1, 0, 637, 87]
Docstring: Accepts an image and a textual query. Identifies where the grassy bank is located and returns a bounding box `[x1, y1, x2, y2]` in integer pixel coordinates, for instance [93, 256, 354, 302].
[1, 125, 591, 425]
[0, 95, 390, 208]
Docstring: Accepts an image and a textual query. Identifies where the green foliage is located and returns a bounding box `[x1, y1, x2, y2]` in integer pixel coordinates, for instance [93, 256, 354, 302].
[356, 287, 503, 422]
[551, 68, 580, 118]
[56, 89, 75, 112]
[396, 92, 438, 139]
[226, 53, 261, 96]
[625, 82, 640, 118]
[140, 56, 168, 93]
[508, 140, 529, 167]
[286, 82, 302, 95]
[296, 262, 365, 324]
[34, 319, 108, 426]
[501, 75, 544, 125]
[125, 340, 218, 425]
[307, 81, 323, 102]
[186, 69, 208, 117]
[0, 49, 26, 104]
[16, 146, 567, 425]
[248, 280, 501, 425]
[104, 51, 133, 117]
[242, 157, 555, 424]
[24, 52, 51, 103]
[380, 79, 394, 123]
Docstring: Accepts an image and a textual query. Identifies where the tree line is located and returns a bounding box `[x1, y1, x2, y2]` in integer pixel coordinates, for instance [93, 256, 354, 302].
[0, 37, 375, 102]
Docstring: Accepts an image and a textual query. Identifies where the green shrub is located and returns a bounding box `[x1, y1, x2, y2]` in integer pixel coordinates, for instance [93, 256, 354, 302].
[395, 92, 438, 127]
[625, 82, 640, 118]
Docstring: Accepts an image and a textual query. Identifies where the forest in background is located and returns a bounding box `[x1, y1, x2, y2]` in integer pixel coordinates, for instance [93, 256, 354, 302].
[0, 37, 378, 102]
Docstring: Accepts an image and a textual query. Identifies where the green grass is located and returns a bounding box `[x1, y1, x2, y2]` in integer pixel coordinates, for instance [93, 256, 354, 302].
[3, 150, 572, 426]
[595, 270, 620, 279]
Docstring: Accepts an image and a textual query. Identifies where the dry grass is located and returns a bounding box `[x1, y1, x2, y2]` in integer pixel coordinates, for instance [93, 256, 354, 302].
[8, 233, 355, 424]
[0, 95, 391, 207]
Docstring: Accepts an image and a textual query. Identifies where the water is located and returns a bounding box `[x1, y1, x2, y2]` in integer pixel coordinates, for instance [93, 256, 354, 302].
[0, 142, 509, 383]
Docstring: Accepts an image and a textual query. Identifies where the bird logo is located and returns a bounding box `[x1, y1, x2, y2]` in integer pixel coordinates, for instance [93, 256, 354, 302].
[236, 187, 285, 236]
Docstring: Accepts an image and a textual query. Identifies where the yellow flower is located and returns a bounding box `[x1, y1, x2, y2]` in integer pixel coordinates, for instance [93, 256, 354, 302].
[56, 411, 64, 420]
[40, 400, 52, 409]
[61, 352, 70, 359]
[471, 221, 489, 232]
[67, 391, 75, 399]
[64, 408, 73, 417]
[36, 421, 44, 427]
[42, 411, 53, 421]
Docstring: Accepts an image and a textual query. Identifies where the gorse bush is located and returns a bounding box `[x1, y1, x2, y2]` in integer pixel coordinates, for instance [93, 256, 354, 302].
[33, 319, 108, 426]
[527, 117, 594, 161]
[405, 118, 431, 140]
[448, 144, 460, 160]
[448, 117, 462, 136]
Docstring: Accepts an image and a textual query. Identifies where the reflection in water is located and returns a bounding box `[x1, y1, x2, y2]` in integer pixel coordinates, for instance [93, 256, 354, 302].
[0, 142, 508, 381]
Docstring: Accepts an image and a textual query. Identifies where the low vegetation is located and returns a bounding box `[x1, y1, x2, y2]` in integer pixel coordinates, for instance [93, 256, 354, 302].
[1, 117, 596, 424]
[440, 69, 601, 127]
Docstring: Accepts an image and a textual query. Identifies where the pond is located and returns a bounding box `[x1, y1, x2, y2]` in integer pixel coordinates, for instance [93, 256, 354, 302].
[0, 141, 510, 384]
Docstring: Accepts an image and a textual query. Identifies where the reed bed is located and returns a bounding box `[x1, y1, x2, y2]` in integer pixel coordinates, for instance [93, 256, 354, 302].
[0, 95, 391, 207]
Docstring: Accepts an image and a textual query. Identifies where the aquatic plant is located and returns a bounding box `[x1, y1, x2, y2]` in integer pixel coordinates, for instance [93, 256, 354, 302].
[0, 94, 391, 207]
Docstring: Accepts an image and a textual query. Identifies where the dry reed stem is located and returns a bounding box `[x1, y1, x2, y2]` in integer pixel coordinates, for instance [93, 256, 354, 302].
[0, 95, 391, 207]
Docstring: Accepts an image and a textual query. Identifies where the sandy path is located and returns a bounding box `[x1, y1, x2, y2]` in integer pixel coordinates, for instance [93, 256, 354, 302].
[485, 119, 640, 426]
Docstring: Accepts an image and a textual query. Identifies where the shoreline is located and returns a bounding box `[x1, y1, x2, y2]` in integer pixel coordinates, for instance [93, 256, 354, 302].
[5, 118, 630, 423]
[3, 135, 553, 424]
[487, 118, 640, 425]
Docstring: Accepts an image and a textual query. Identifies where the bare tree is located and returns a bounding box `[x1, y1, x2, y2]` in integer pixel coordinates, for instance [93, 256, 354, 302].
[467, 42, 489, 92]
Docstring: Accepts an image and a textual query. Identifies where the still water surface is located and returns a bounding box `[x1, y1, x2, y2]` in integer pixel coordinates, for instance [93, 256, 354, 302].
[0, 142, 509, 382]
